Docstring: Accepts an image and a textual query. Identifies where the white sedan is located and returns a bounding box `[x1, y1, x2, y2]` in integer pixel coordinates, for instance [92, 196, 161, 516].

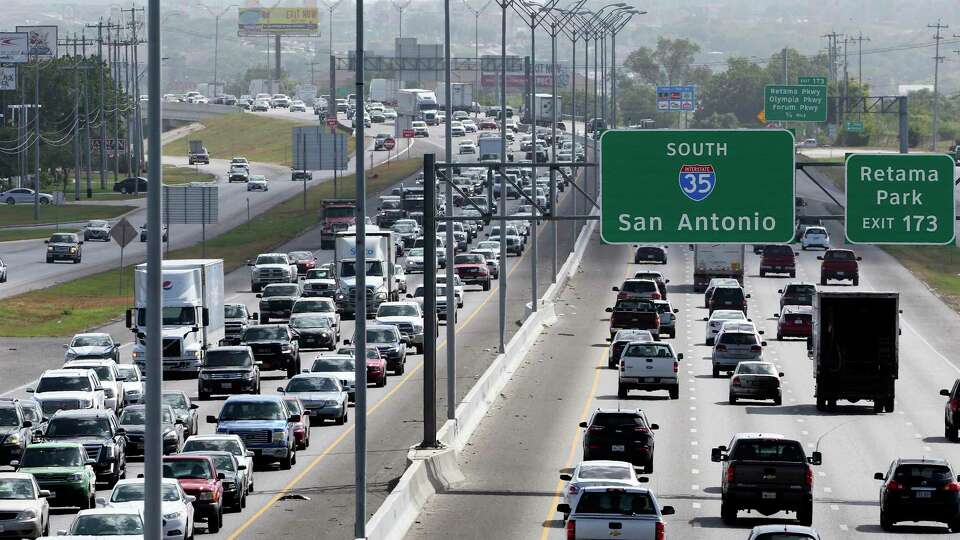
[559, 460, 643, 519]
[704, 309, 748, 345]
[98, 479, 195, 540]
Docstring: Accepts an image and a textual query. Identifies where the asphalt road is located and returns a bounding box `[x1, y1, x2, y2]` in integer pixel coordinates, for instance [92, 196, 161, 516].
[0, 120, 594, 538]
[405, 169, 960, 540]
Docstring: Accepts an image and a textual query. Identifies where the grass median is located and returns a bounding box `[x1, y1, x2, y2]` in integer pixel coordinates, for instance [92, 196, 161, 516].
[161, 112, 356, 166]
[0, 158, 422, 337]
[75, 165, 218, 201]
[0, 203, 137, 227]
[0, 227, 80, 242]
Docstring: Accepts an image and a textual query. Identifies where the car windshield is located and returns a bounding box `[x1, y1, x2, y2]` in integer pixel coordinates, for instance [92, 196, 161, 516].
[455, 254, 484, 265]
[137, 307, 196, 326]
[182, 439, 242, 456]
[163, 459, 212, 480]
[324, 207, 354, 218]
[219, 401, 286, 421]
[825, 250, 855, 261]
[0, 478, 35, 500]
[289, 315, 331, 329]
[224, 305, 246, 318]
[121, 408, 174, 425]
[409, 248, 424, 257]
[393, 223, 416, 233]
[207, 454, 236, 472]
[763, 245, 793, 256]
[719, 333, 758, 346]
[736, 363, 777, 375]
[287, 377, 340, 392]
[36, 375, 91, 393]
[311, 357, 354, 372]
[367, 329, 397, 343]
[477, 242, 499, 250]
[74, 365, 114, 382]
[305, 269, 331, 279]
[111, 483, 180, 503]
[117, 367, 139, 383]
[712, 311, 745, 321]
[47, 417, 110, 438]
[0, 407, 19, 427]
[625, 343, 673, 357]
[592, 414, 647, 429]
[293, 301, 334, 313]
[71, 514, 144, 535]
[264, 285, 299, 297]
[289, 251, 313, 262]
[340, 260, 384, 278]
[731, 440, 805, 462]
[613, 299, 655, 311]
[71, 335, 112, 347]
[49, 234, 75, 243]
[786, 285, 816, 295]
[205, 350, 252, 368]
[575, 491, 655, 516]
[378, 305, 418, 317]
[806, 227, 827, 235]
[623, 280, 657, 293]
[712, 288, 744, 301]
[578, 464, 633, 481]
[256, 255, 287, 265]
[161, 393, 188, 410]
[243, 327, 286, 341]
[20, 446, 83, 467]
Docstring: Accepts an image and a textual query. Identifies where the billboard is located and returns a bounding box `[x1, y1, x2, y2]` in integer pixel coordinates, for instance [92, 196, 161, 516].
[0, 67, 15, 91]
[238, 7, 318, 36]
[16, 26, 58, 59]
[479, 55, 570, 90]
[0, 33, 29, 64]
[656, 85, 696, 113]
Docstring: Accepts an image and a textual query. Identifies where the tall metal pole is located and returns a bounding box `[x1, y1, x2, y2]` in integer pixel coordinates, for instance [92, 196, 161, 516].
[549, 22, 558, 282]
[83, 32, 94, 199]
[498, 0, 508, 353]
[144, 0, 164, 536]
[529, 13, 538, 313]
[33, 57, 41, 221]
[73, 68, 82, 202]
[443, 0, 457, 421]
[112, 24, 121, 184]
[929, 19, 947, 150]
[422, 154, 438, 448]
[124, 37, 133, 177]
[570, 27, 577, 245]
[98, 21, 107, 190]
[600, 32, 606, 126]
[353, 0, 368, 534]
[214, 14, 220, 91]
[611, 30, 617, 128]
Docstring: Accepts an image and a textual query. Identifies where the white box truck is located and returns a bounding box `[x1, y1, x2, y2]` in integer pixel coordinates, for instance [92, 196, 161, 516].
[334, 228, 397, 316]
[126, 259, 225, 377]
[532, 93, 561, 125]
[693, 245, 744, 292]
[370, 79, 400, 105]
[397, 89, 439, 119]
[435, 83, 474, 111]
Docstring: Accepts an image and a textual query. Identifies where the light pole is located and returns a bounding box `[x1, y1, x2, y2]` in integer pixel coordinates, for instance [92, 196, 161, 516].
[607, 10, 643, 128]
[196, 2, 238, 94]
[462, 0, 493, 108]
[393, 0, 413, 41]
[594, 7, 635, 128]
[319, 0, 343, 66]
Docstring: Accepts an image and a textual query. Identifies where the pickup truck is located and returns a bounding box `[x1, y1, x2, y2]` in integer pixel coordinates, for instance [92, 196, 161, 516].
[712, 432, 822, 526]
[818, 249, 861, 286]
[618, 341, 681, 400]
[557, 486, 675, 540]
[605, 299, 660, 340]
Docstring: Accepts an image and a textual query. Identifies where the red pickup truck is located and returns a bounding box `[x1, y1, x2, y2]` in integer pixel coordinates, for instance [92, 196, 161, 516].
[759, 244, 797, 278]
[818, 249, 861, 285]
[163, 454, 225, 533]
[605, 299, 661, 340]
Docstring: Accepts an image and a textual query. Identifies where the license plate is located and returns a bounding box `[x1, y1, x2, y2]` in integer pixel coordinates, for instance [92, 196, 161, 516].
[916, 491, 932, 499]
[612, 445, 625, 452]
[836, 272, 845, 277]
[222, 383, 233, 389]
[762, 492, 776, 499]
[793, 320, 803, 325]
[643, 377, 657, 383]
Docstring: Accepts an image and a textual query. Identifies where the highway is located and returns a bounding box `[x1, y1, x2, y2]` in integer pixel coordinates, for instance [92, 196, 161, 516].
[405, 169, 960, 540]
[0, 118, 594, 538]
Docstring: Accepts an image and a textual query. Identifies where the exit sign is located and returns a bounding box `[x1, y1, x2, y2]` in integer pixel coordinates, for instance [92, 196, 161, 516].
[799, 76, 827, 86]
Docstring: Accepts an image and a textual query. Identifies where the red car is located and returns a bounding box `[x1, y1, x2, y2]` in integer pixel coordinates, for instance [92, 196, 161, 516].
[282, 396, 312, 449]
[163, 454, 225, 533]
[775, 305, 813, 340]
[453, 253, 492, 291]
[367, 350, 387, 387]
[818, 249, 861, 285]
[288, 250, 317, 275]
[478, 118, 498, 130]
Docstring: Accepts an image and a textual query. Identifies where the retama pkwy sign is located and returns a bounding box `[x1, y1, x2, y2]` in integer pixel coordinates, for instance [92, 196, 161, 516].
[600, 129, 796, 244]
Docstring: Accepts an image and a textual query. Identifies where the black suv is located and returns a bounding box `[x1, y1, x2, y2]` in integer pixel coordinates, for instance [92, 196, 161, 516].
[0, 399, 33, 466]
[44, 409, 127, 486]
[579, 408, 658, 473]
[633, 245, 667, 264]
[257, 283, 301, 323]
[708, 286, 749, 315]
[240, 325, 301, 378]
[778, 283, 817, 310]
[198, 346, 261, 399]
[113, 176, 147, 194]
[875, 458, 960, 532]
[45, 232, 83, 264]
[940, 380, 960, 441]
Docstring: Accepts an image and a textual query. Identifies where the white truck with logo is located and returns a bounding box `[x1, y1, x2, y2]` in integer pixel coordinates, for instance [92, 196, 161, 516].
[693, 244, 744, 293]
[397, 89, 439, 120]
[531, 93, 561, 126]
[334, 227, 397, 317]
[127, 259, 225, 377]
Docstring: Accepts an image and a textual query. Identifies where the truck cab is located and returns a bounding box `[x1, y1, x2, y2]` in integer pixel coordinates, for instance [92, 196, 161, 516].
[319, 199, 357, 249]
[333, 229, 397, 316]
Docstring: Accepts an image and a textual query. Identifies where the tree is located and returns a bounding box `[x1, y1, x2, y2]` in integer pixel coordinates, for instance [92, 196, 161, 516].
[694, 112, 739, 129]
[615, 76, 657, 125]
[696, 57, 768, 126]
[622, 37, 701, 86]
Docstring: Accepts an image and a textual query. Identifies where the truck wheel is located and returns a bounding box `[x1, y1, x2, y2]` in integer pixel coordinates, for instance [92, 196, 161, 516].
[706, 338, 714, 346]
[873, 400, 885, 414]
[728, 393, 737, 405]
[280, 452, 293, 470]
[885, 398, 895, 412]
[720, 500, 737, 525]
[482, 280, 490, 291]
[712, 366, 720, 378]
[946, 425, 958, 442]
[669, 385, 679, 400]
[617, 385, 628, 399]
[376, 374, 386, 387]
[797, 503, 813, 526]
[207, 510, 221, 533]
[790, 271, 796, 278]
[816, 397, 826, 411]
[198, 390, 210, 401]
[252, 282, 261, 293]
[759, 270, 765, 277]
[853, 276, 860, 286]
[776, 333, 783, 341]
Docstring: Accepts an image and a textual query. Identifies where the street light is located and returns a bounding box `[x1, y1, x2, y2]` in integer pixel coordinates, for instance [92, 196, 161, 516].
[195, 2, 238, 94]
[393, 0, 413, 41]
[462, 0, 494, 109]
[606, 9, 644, 128]
[319, 0, 343, 65]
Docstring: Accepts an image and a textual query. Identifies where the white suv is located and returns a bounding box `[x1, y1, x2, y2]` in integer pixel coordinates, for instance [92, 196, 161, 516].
[63, 359, 124, 413]
[27, 368, 106, 418]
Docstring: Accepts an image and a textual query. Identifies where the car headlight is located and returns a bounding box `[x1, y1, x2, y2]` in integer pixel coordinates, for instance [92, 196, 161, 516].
[18, 509, 37, 520]
[320, 331, 330, 337]
[241, 371, 255, 379]
[64, 350, 76, 359]
[281, 345, 292, 353]
[132, 350, 143, 360]
[67, 472, 83, 481]
[198, 491, 215, 501]
[5, 433, 21, 445]
[103, 443, 116, 456]
[412, 323, 423, 332]
[69, 247, 77, 253]
[375, 291, 387, 300]
[162, 511, 181, 520]
[47, 246, 53, 251]
[272, 430, 286, 442]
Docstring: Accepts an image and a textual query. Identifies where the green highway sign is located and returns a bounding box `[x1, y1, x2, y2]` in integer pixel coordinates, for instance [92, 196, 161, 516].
[845, 120, 864, 133]
[764, 84, 828, 122]
[845, 153, 956, 244]
[600, 129, 796, 244]
[798, 76, 827, 86]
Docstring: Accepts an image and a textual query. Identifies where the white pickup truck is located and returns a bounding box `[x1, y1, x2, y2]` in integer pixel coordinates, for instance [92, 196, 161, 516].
[618, 341, 681, 400]
[557, 486, 675, 540]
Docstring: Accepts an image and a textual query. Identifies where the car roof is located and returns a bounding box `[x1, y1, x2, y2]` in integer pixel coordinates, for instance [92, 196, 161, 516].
[710, 310, 745, 318]
[41, 368, 94, 378]
[65, 359, 117, 366]
[73, 332, 111, 338]
[594, 408, 642, 416]
[223, 394, 285, 404]
[185, 434, 242, 442]
[732, 432, 787, 441]
[26, 441, 84, 449]
[114, 478, 180, 488]
[210, 346, 251, 352]
[51, 408, 113, 419]
[782, 305, 813, 314]
[750, 524, 819, 536]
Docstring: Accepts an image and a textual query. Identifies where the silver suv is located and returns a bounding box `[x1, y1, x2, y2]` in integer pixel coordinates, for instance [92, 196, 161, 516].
[711, 330, 766, 377]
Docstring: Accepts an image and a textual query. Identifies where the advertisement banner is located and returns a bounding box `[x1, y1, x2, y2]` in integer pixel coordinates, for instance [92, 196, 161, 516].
[0, 33, 29, 64]
[238, 7, 318, 36]
[0, 67, 15, 91]
[16, 26, 58, 59]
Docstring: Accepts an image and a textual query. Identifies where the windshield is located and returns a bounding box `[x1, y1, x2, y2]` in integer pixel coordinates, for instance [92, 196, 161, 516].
[340, 261, 384, 278]
[0, 408, 18, 427]
[137, 307, 196, 326]
[111, 483, 180, 503]
[311, 357, 354, 372]
[49, 234, 75, 243]
[392, 223, 415, 233]
[477, 242, 499, 250]
[218, 401, 286, 421]
[71, 514, 144, 536]
[408, 248, 424, 257]
[79, 366, 114, 382]
[163, 459, 212, 480]
[378, 305, 418, 317]
[305, 269, 331, 279]
[576, 491, 656, 516]
[243, 327, 287, 341]
[731, 440, 805, 462]
[625, 343, 673, 357]
[20, 446, 83, 468]
[256, 255, 288, 265]
[455, 254, 484, 265]
[323, 207, 354, 218]
[71, 335, 111, 347]
[736, 363, 777, 375]
[289, 251, 313, 262]
[287, 377, 340, 392]
[825, 250, 855, 261]
[161, 393, 188, 410]
[208, 454, 236, 472]
[264, 285, 299, 297]
[786, 285, 816, 295]
[0, 479, 34, 500]
[36, 375, 91, 393]
[712, 311, 746, 321]
[293, 300, 334, 313]
[593, 413, 647, 429]
[182, 439, 242, 456]
[289, 315, 331, 329]
[367, 328, 397, 343]
[224, 305, 246, 318]
[121, 408, 174, 425]
[205, 350, 252, 368]
[47, 417, 110, 438]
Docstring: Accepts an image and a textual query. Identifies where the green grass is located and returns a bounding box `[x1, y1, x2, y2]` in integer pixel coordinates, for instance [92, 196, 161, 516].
[0, 158, 422, 337]
[0, 227, 79, 242]
[0, 203, 137, 227]
[64, 166, 218, 201]
[883, 245, 960, 312]
[161, 113, 356, 167]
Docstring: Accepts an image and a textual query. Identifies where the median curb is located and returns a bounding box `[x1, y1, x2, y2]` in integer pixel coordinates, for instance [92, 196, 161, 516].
[364, 206, 600, 540]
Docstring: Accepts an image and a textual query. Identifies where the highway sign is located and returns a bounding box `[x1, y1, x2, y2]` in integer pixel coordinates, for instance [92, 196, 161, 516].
[845, 120, 864, 133]
[110, 217, 138, 248]
[600, 129, 795, 244]
[383, 137, 396, 150]
[764, 84, 827, 122]
[798, 76, 827, 86]
[656, 85, 696, 113]
[163, 184, 219, 225]
[845, 153, 955, 244]
[402, 128, 415, 138]
[292, 127, 348, 170]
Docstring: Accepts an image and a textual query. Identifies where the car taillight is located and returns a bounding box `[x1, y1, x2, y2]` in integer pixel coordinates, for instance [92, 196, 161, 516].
[725, 465, 735, 483]
[951, 399, 959, 413]
[886, 480, 905, 491]
[750, 345, 762, 353]
[634, 426, 649, 433]
[568, 484, 579, 495]
[673, 362, 679, 373]
[731, 376, 741, 386]
[617, 292, 627, 300]
[942, 482, 960, 492]
[588, 426, 604, 433]
[566, 519, 576, 540]
[716, 344, 727, 352]
[805, 465, 814, 488]
[655, 521, 665, 540]
[651, 292, 661, 300]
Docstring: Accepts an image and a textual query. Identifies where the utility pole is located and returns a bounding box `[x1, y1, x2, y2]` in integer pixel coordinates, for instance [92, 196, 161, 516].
[462, 0, 493, 108]
[853, 32, 870, 88]
[123, 7, 145, 182]
[88, 19, 108, 190]
[823, 32, 842, 141]
[841, 36, 850, 145]
[929, 19, 947, 150]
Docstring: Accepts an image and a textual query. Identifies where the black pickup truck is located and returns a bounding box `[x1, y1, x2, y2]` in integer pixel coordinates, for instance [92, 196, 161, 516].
[605, 299, 661, 340]
[712, 433, 822, 526]
[239, 325, 301, 378]
[257, 283, 301, 323]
